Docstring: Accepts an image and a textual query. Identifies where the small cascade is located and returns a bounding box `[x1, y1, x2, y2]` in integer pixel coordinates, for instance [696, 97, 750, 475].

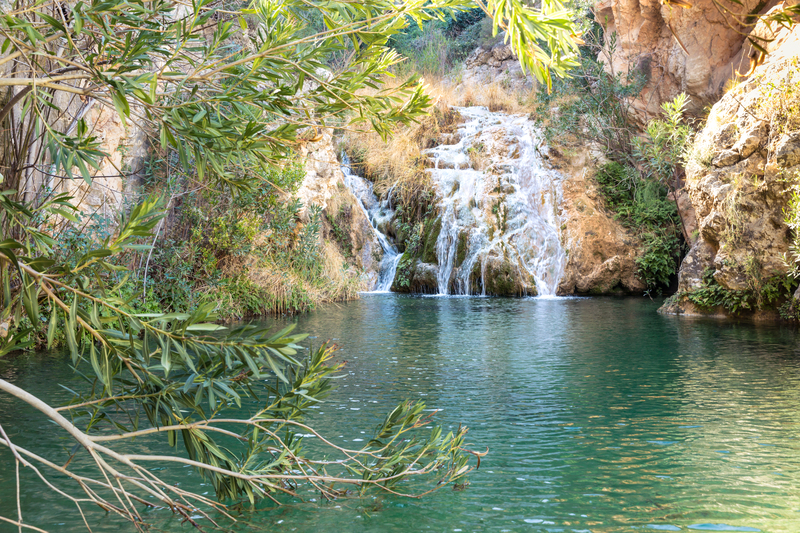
[425, 106, 566, 296]
[340, 155, 401, 292]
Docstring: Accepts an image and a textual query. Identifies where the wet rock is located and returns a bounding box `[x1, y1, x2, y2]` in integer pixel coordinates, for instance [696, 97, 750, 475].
[481, 254, 537, 296]
[392, 259, 439, 294]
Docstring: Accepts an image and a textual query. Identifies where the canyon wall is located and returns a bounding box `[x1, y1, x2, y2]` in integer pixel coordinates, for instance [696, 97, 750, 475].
[594, 0, 766, 122]
[661, 20, 800, 316]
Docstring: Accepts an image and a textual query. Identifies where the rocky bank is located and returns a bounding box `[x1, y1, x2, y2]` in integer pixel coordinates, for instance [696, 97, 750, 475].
[660, 19, 800, 317]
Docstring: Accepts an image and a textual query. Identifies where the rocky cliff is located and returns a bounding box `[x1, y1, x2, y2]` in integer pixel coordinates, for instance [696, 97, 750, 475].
[594, 0, 767, 122]
[554, 150, 647, 295]
[297, 129, 384, 288]
[661, 21, 800, 317]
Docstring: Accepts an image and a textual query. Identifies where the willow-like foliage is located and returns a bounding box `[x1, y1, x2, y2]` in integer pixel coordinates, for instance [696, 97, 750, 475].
[0, 0, 576, 529]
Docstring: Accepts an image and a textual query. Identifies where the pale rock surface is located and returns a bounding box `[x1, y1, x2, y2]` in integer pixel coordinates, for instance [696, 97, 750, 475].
[296, 129, 383, 286]
[594, 0, 774, 122]
[661, 22, 800, 317]
[462, 42, 535, 92]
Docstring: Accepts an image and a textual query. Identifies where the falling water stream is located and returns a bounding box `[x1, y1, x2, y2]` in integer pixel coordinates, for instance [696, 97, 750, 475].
[341, 154, 401, 292]
[342, 107, 567, 296]
[426, 107, 566, 296]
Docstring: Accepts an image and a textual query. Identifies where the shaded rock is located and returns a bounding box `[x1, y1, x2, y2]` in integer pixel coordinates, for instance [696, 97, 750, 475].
[594, 0, 765, 123]
[776, 133, 800, 168]
[712, 149, 740, 168]
[491, 42, 514, 62]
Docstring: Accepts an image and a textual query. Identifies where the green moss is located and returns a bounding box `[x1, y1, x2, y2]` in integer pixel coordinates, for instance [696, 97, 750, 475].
[420, 216, 442, 264]
[483, 261, 518, 296]
[391, 253, 416, 292]
[455, 232, 469, 268]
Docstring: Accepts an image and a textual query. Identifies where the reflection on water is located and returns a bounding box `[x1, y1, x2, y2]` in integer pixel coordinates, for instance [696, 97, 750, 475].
[2, 296, 800, 532]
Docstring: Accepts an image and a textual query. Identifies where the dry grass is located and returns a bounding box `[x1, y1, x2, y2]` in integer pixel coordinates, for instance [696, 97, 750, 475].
[208, 240, 365, 319]
[341, 75, 537, 215]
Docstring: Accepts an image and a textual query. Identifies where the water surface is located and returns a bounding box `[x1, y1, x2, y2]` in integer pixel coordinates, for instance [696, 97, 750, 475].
[2, 296, 800, 532]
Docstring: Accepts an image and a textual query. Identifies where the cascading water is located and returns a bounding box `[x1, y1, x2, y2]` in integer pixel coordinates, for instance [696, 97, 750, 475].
[426, 106, 566, 296]
[340, 154, 401, 292]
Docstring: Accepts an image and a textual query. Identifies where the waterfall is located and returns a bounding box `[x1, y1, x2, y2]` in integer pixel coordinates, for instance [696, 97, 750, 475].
[340, 154, 401, 292]
[426, 106, 566, 296]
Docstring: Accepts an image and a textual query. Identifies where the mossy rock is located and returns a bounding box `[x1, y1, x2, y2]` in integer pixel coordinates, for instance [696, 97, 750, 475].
[481, 257, 537, 296]
[391, 255, 439, 294]
[391, 253, 416, 293]
[420, 216, 442, 264]
[483, 260, 518, 295]
[455, 231, 469, 268]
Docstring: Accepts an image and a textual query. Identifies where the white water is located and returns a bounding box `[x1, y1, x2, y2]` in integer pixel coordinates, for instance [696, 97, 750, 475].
[340, 155, 401, 292]
[425, 107, 566, 296]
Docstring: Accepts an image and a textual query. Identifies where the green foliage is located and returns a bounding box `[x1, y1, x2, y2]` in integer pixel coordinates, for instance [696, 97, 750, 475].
[636, 232, 680, 289]
[634, 94, 695, 183]
[682, 269, 797, 315]
[393, 253, 416, 290]
[782, 171, 800, 280]
[326, 207, 355, 259]
[141, 163, 329, 318]
[390, 16, 494, 77]
[585, 94, 697, 293]
[595, 162, 681, 293]
[0, 0, 588, 525]
[538, 25, 647, 165]
[0, 186, 477, 525]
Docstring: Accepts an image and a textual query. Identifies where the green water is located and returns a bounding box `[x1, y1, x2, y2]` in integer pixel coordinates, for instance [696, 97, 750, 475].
[3, 295, 800, 532]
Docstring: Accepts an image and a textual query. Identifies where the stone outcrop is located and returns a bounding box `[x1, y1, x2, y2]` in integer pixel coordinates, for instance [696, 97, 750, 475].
[552, 148, 648, 295]
[296, 129, 383, 287]
[392, 260, 440, 294]
[594, 0, 773, 122]
[660, 21, 800, 317]
[462, 42, 535, 92]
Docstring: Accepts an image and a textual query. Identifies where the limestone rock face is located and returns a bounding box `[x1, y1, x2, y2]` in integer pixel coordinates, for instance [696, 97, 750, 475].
[594, 0, 775, 122]
[61, 106, 146, 217]
[296, 129, 383, 287]
[554, 149, 647, 295]
[462, 42, 535, 92]
[662, 24, 800, 316]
